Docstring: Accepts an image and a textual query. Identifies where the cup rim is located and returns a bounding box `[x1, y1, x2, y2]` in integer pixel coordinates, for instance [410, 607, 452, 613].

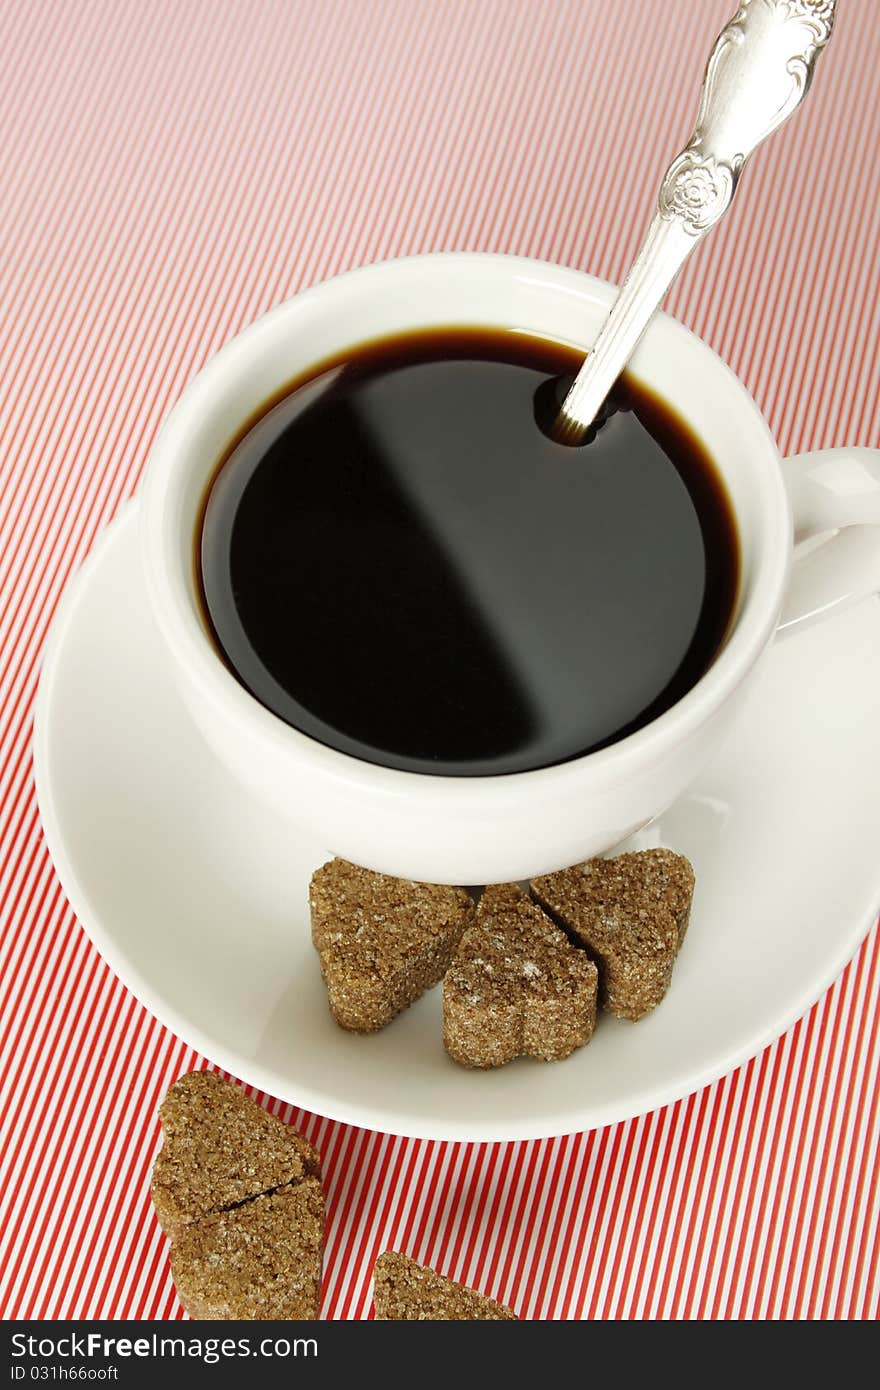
[141, 251, 791, 805]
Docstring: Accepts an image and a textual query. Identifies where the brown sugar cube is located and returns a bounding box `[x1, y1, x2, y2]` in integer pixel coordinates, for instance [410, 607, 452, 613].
[171, 1179, 324, 1320]
[151, 1072, 325, 1319]
[443, 883, 598, 1068]
[309, 858, 474, 1032]
[151, 1070, 320, 1240]
[532, 848, 696, 1022]
[373, 1251, 518, 1320]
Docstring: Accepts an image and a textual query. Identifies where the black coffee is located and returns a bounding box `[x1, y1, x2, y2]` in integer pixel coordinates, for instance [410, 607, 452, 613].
[198, 328, 738, 776]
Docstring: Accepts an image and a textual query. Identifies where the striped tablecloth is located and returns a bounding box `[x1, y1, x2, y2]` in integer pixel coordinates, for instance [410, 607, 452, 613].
[2, 0, 878, 1321]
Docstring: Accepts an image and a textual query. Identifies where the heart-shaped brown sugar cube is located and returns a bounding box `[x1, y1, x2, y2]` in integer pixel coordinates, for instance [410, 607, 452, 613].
[532, 848, 695, 1021]
[443, 883, 597, 1068]
[310, 858, 474, 1032]
[373, 1251, 518, 1320]
[151, 1071, 324, 1319]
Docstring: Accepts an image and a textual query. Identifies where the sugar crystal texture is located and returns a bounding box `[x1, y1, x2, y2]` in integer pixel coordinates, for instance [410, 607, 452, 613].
[373, 1251, 518, 1320]
[532, 849, 695, 1021]
[443, 883, 597, 1067]
[310, 858, 474, 1032]
[151, 1071, 324, 1319]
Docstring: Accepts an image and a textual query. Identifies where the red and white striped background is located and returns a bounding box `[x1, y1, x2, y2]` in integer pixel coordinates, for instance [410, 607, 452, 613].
[1, 0, 878, 1321]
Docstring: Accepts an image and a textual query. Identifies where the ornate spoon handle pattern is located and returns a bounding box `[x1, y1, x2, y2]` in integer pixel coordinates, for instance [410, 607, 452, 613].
[556, 0, 836, 442]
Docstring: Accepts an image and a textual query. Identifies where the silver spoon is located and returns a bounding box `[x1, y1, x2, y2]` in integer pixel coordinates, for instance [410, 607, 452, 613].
[555, 0, 837, 444]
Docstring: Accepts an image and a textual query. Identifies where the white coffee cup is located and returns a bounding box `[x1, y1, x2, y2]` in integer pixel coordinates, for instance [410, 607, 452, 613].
[140, 254, 880, 884]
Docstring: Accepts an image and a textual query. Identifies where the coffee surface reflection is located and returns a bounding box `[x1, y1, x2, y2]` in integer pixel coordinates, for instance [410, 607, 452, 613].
[198, 328, 739, 776]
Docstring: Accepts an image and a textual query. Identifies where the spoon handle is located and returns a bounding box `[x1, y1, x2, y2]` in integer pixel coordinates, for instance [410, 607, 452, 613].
[557, 0, 837, 442]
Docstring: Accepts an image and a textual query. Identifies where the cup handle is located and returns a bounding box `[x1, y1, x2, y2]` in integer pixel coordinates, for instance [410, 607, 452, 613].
[777, 448, 880, 636]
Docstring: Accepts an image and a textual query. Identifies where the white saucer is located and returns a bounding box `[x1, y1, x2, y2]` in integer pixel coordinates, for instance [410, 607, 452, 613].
[34, 503, 880, 1141]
